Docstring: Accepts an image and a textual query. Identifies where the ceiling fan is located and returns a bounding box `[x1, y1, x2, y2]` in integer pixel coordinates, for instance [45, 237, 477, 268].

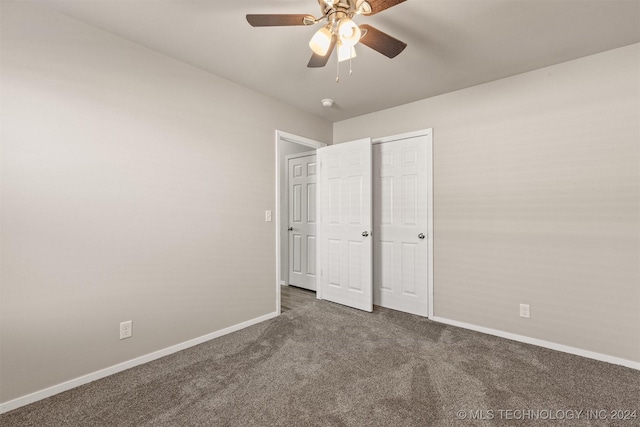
[246, 0, 408, 69]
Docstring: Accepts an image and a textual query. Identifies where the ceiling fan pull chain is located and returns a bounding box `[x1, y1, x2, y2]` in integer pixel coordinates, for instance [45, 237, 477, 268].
[336, 55, 340, 83]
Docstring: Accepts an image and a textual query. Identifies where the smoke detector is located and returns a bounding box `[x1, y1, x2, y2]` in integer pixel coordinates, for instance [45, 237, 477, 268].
[321, 98, 335, 108]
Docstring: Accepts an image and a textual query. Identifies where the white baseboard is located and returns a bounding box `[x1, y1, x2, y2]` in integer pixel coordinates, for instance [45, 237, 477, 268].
[0, 311, 278, 415]
[431, 316, 640, 371]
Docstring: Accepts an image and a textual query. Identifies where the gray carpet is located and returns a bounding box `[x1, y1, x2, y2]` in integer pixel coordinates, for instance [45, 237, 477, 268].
[2, 296, 639, 426]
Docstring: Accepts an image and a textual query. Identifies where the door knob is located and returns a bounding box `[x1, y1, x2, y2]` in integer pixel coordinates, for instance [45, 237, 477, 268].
[362, 231, 369, 237]
[288, 227, 293, 231]
[418, 233, 425, 240]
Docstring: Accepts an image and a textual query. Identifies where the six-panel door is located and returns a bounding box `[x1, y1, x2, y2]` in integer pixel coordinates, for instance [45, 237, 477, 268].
[288, 153, 318, 290]
[317, 138, 373, 312]
[373, 135, 429, 316]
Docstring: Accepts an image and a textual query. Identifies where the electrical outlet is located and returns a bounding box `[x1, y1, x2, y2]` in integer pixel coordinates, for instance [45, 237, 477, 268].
[519, 304, 530, 319]
[120, 320, 132, 340]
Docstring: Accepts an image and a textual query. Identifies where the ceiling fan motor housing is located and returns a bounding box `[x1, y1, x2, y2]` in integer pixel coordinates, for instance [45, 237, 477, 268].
[318, 0, 368, 21]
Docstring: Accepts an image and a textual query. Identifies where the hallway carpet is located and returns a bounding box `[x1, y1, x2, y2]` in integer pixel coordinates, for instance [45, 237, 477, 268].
[2, 296, 639, 426]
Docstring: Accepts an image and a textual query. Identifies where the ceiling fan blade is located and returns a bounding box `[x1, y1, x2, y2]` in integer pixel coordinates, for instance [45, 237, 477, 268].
[366, 0, 407, 15]
[307, 37, 337, 68]
[359, 24, 407, 58]
[246, 14, 313, 27]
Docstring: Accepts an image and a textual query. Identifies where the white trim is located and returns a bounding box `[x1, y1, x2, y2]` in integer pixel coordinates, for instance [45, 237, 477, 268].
[425, 130, 434, 318]
[285, 152, 318, 160]
[277, 130, 325, 149]
[432, 316, 640, 371]
[372, 129, 434, 318]
[275, 130, 326, 313]
[0, 312, 278, 414]
[275, 131, 281, 315]
[372, 128, 431, 145]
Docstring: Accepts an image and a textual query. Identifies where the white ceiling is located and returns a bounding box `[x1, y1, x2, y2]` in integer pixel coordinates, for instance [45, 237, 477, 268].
[41, 0, 640, 122]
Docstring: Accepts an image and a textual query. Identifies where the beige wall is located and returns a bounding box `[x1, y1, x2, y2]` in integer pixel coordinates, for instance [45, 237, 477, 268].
[0, 2, 331, 403]
[335, 44, 640, 363]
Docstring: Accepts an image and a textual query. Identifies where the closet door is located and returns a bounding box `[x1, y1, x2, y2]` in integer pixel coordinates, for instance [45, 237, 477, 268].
[373, 134, 429, 316]
[317, 138, 373, 312]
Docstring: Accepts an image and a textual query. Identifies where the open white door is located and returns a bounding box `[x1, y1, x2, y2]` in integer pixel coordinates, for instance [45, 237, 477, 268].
[317, 138, 373, 312]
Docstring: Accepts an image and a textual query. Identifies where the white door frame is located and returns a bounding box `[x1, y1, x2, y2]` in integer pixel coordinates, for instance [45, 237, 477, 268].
[275, 130, 326, 314]
[372, 129, 434, 318]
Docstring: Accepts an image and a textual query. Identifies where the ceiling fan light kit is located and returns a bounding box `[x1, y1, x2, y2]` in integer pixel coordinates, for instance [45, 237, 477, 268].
[309, 27, 333, 56]
[247, 0, 407, 81]
[337, 18, 361, 47]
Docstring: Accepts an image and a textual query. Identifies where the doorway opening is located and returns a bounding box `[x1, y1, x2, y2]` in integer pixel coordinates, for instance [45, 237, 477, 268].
[275, 130, 326, 314]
